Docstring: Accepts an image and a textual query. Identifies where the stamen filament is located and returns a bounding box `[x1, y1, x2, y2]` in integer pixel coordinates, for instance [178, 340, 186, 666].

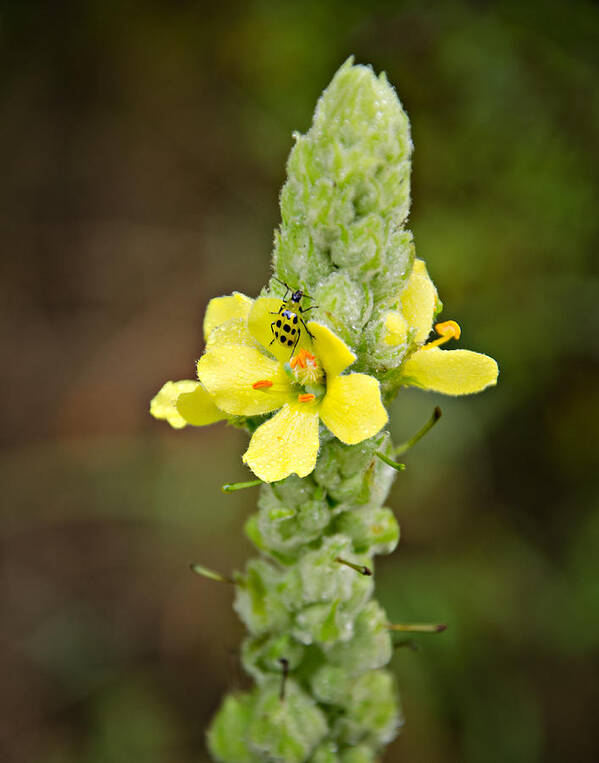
[290, 348, 316, 369]
[222, 479, 263, 493]
[424, 320, 461, 349]
[298, 393, 316, 403]
[252, 379, 273, 390]
[395, 406, 442, 456]
[335, 556, 372, 576]
[386, 623, 447, 633]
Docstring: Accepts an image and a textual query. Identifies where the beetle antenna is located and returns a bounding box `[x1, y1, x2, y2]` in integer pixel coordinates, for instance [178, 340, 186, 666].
[271, 276, 292, 299]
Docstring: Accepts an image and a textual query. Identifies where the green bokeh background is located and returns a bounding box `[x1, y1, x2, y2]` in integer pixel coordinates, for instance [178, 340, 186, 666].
[2, 1, 598, 761]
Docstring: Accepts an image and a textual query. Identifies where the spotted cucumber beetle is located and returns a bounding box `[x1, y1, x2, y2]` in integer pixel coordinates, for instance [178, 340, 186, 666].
[269, 277, 318, 356]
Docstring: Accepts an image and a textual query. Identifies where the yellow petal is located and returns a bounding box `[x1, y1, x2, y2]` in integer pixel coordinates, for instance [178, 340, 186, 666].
[248, 297, 314, 363]
[150, 380, 199, 429]
[205, 316, 255, 350]
[203, 292, 253, 340]
[383, 311, 408, 346]
[319, 373, 388, 445]
[176, 385, 225, 426]
[197, 344, 293, 416]
[308, 321, 356, 378]
[399, 259, 439, 344]
[243, 403, 320, 482]
[401, 347, 499, 395]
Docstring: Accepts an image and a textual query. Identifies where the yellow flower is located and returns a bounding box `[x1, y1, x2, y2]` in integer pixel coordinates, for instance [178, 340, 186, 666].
[195, 296, 388, 483]
[385, 259, 499, 395]
[150, 291, 387, 482]
[148, 292, 256, 430]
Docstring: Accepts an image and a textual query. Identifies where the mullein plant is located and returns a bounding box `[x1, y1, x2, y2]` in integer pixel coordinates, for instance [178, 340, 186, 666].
[151, 59, 498, 763]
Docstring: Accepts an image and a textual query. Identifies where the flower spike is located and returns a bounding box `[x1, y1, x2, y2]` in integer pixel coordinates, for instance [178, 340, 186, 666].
[148, 60, 500, 763]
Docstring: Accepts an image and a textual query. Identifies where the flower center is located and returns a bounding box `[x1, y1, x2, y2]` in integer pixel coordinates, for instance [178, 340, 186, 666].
[289, 348, 324, 386]
[423, 320, 461, 349]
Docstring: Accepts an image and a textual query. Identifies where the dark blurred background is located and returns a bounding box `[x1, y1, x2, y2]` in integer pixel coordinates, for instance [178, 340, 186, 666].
[2, 1, 598, 761]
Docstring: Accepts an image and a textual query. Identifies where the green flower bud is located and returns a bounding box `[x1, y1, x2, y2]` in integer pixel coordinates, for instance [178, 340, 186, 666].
[293, 599, 352, 645]
[247, 679, 328, 763]
[255, 480, 330, 554]
[241, 632, 305, 684]
[335, 670, 401, 748]
[309, 741, 340, 763]
[311, 664, 355, 706]
[234, 559, 291, 636]
[340, 745, 377, 763]
[324, 601, 392, 673]
[314, 434, 392, 506]
[207, 693, 260, 763]
[333, 506, 400, 555]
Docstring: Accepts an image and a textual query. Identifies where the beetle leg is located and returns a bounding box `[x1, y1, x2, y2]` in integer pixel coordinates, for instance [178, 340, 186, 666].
[300, 317, 315, 340]
[290, 330, 300, 357]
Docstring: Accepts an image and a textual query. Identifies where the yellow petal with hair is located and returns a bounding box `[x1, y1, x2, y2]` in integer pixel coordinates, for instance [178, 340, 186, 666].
[205, 316, 255, 350]
[176, 385, 225, 426]
[319, 373, 388, 445]
[248, 297, 313, 363]
[203, 292, 253, 340]
[401, 347, 499, 395]
[150, 380, 200, 429]
[243, 402, 320, 482]
[308, 321, 356, 378]
[399, 259, 439, 344]
[197, 344, 293, 416]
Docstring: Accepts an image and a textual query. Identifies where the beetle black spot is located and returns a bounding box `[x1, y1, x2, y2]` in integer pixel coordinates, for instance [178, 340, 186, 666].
[293, 315, 298, 324]
[280, 336, 286, 344]
[276, 320, 281, 327]
[287, 340, 293, 346]
[291, 328, 296, 335]
[284, 323, 290, 332]
[275, 331, 279, 338]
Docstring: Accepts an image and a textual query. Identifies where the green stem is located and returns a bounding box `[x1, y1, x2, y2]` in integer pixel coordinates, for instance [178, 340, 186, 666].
[375, 451, 406, 471]
[386, 622, 447, 633]
[222, 479, 263, 493]
[395, 406, 442, 456]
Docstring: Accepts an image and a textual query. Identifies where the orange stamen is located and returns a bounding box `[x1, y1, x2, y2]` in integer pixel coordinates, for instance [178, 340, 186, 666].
[290, 348, 316, 370]
[252, 379, 273, 390]
[297, 393, 316, 403]
[424, 320, 461, 349]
